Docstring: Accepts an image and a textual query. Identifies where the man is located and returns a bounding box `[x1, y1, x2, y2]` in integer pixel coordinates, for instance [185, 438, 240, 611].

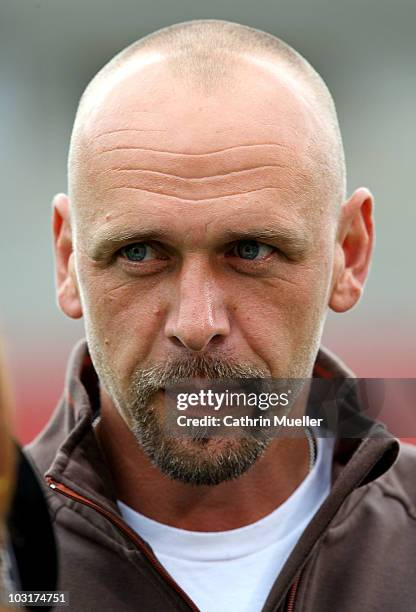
[25, 19, 416, 612]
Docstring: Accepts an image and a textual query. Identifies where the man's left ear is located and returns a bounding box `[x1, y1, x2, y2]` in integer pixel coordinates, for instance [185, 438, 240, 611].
[329, 187, 374, 313]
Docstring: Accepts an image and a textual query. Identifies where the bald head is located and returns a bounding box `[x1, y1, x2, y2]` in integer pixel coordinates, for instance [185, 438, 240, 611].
[69, 19, 346, 210]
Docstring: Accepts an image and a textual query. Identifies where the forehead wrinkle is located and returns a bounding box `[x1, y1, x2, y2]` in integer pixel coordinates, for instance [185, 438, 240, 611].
[86, 142, 299, 184]
[102, 186, 294, 202]
[92, 141, 291, 155]
[90, 142, 295, 167]
[96, 164, 287, 180]
[97, 166, 311, 201]
[82, 144, 315, 203]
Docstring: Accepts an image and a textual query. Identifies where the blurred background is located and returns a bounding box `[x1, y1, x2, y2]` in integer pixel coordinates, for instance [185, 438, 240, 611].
[1, 0, 415, 444]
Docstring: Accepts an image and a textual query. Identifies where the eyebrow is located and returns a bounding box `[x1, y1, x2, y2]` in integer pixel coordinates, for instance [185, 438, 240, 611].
[88, 228, 172, 260]
[88, 223, 310, 261]
[222, 227, 311, 258]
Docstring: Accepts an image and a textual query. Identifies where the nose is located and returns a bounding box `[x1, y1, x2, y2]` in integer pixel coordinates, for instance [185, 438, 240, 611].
[165, 258, 231, 352]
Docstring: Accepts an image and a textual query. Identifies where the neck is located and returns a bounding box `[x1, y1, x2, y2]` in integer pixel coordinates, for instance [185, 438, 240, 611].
[95, 389, 311, 531]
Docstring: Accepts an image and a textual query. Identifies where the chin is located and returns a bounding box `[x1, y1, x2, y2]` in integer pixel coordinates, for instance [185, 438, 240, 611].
[134, 429, 270, 486]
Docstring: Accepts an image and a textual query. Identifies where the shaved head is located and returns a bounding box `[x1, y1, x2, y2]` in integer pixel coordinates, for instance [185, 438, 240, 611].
[69, 19, 346, 212]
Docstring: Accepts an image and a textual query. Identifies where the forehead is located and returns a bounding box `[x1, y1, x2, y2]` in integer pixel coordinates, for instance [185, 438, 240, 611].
[72, 57, 327, 235]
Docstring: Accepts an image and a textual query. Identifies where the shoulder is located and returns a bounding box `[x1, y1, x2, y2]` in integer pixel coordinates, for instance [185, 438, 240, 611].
[331, 439, 416, 531]
[371, 440, 416, 519]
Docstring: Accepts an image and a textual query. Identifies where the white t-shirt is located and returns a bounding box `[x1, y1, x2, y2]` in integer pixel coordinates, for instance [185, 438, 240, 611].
[118, 435, 334, 612]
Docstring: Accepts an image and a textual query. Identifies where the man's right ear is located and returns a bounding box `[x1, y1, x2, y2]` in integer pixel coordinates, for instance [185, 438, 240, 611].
[52, 194, 83, 319]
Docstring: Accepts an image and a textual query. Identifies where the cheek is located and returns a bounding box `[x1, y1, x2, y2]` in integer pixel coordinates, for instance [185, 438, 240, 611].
[230, 264, 331, 374]
[78, 266, 167, 382]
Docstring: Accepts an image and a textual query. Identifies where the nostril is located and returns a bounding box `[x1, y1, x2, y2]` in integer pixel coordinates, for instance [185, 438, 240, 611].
[169, 336, 186, 348]
[167, 331, 224, 353]
[209, 334, 225, 346]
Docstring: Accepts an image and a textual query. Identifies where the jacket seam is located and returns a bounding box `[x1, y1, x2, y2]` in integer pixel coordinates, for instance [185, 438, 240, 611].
[47, 493, 66, 523]
[372, 480, 416, 520]
[327, 484, 370, 529]
[59, 415, 93, 480]
[51, 494, 137, 551]
[300, 543, 322, 611]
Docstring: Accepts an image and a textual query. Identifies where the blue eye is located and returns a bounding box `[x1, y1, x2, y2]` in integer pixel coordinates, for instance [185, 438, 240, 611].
[122, 243, 148, 261]
[236, 240, 260, 260]
[234, 240, 274, 260]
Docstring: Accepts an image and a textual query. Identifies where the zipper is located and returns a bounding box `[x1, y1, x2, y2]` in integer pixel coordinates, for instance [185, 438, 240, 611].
[285, 573, 301, 612]
[46, 476, 199, 612]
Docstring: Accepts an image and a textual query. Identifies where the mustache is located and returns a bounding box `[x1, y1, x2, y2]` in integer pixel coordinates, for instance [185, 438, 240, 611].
[130, 355, 269, 403]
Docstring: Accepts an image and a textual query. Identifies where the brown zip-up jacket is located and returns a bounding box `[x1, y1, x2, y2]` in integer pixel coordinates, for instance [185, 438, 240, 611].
[25, 341, 416, 612]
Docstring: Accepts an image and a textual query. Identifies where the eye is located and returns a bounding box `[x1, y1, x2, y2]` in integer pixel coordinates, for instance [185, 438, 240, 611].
[231, 240, 275, 260]
[120, 242, 157, 262]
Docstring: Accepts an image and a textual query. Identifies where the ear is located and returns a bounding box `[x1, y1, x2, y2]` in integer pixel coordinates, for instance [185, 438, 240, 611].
[52, 193, 83, 319]
[329, 187, 374, 313]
